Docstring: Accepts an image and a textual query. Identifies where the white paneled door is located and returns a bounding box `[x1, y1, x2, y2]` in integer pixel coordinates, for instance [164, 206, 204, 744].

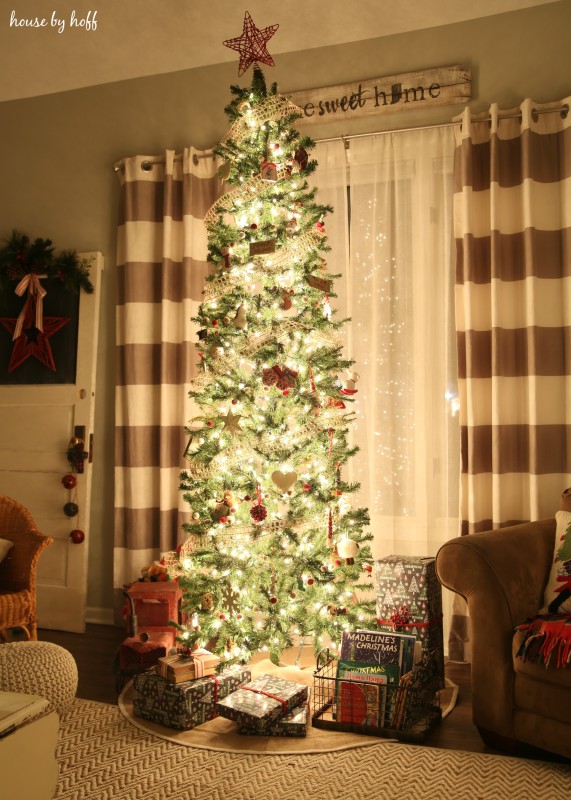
[0, 252, 103, 632]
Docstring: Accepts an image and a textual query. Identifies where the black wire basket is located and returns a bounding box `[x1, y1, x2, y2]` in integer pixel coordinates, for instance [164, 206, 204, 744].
[311, 648, 442, 742]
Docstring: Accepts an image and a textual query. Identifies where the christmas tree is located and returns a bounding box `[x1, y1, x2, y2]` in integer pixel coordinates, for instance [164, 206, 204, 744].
[172, 15, 376, 666]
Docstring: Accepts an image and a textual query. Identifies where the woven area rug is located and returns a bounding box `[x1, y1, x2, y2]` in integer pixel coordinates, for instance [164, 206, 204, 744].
[55, 697, 571, 800]
[118, 658, 457, 754]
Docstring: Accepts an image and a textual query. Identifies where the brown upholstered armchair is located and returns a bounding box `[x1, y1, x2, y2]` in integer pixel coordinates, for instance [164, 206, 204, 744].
[0, 494, 53, 641]
[436, 518, 571, 760]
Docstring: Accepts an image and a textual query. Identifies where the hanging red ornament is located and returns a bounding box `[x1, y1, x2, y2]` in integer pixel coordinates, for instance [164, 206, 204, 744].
[306, 577, 314, 586]
[61, 473, 77, 490]
[250, 503, 267, 523]
[269, 596, 278, 605]
[69, 529, 85, 544]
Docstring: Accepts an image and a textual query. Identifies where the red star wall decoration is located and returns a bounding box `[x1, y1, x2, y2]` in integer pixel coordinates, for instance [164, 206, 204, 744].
[223, 11, 279, 76]
[0, 296, 70, 372]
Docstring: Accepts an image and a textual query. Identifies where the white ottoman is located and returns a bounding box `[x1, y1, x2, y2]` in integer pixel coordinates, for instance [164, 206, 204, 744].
[0, 641, 78, 712]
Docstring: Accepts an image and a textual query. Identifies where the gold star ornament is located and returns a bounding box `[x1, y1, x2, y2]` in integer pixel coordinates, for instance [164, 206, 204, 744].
[220, 408, 242, 434]
[223, 11, 279, 77]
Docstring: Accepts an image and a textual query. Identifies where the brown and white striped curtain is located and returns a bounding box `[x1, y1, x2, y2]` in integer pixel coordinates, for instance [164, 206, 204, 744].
[450, 98, 571, 659]
[114, 149, 220, 616]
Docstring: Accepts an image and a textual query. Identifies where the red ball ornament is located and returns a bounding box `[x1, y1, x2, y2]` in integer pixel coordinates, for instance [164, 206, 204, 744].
[282, 389, 289, 396]
[69, 529, 85, 544]
[334, 559, 342, 567]
[269, 596, 278, 605]
[243, 495, 251, 502]
[61, 474, 77, 490]
[363, 564, 373, 573]
[219, 613, 226, 620]
[219, 516, 228, 524]
[306, 577, 314, 586]
[303, 483, 311, 492]
[207, 420, 214, 427]
[250, 503, 268, 523]
[212, 320, 218, 326]
[250, 223, 258, 230]
[232, 399, 238, 405]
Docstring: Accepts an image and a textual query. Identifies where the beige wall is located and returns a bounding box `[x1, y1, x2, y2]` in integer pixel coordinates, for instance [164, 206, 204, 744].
[0, 1, 569, 619]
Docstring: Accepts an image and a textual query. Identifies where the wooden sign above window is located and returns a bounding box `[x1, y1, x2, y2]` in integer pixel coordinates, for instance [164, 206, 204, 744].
[288, 65, 471, 125]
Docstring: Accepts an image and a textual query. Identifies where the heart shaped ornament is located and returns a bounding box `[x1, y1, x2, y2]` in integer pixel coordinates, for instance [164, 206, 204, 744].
[271, 469, 298, 492]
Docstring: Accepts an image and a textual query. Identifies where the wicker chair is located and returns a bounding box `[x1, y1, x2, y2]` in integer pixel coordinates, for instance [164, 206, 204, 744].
[0, 494, 53, 642]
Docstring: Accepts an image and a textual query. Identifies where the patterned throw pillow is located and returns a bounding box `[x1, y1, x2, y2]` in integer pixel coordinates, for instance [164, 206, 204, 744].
[0, 538, 14, 564]
[541, 510, 571, 615]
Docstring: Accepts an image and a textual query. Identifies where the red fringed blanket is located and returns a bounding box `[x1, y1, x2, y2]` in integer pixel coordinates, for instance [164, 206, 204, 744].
[516, 614, 571, 669]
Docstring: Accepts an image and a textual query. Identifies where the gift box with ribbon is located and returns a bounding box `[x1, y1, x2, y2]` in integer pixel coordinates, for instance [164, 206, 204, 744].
[237, 689, 310, 737]
[215, 673, 309, 733]
[374, 555, 444, 689]
[156, 649, 220, 683]
[133, 666, 251, 730]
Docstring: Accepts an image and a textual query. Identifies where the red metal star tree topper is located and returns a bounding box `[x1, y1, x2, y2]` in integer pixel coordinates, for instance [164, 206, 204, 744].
[223, 11, 279, 76]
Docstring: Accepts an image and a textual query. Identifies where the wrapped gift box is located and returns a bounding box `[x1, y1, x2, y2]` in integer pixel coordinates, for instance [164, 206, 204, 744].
[156, 649, 220, 683]
[126, 581, 182, 630]
[119, 630, 176, 672]
[133, 665, 251, 730]
[374, 555, 444, 688]
[238, 690, 310, 737]
[216, 674, 309, 732]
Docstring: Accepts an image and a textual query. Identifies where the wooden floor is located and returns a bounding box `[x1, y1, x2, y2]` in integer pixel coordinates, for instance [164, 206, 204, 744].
[39, 624, 567, 763]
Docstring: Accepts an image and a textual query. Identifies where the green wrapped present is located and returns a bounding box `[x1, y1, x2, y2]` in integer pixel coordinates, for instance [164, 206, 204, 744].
[133, 665, 251, 730]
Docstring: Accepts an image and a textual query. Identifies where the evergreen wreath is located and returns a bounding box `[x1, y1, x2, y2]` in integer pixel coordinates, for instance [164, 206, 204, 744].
[0, 230, 94, 300]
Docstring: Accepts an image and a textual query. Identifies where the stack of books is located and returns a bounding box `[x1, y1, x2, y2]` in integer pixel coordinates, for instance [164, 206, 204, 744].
[335, 629, 421, 729]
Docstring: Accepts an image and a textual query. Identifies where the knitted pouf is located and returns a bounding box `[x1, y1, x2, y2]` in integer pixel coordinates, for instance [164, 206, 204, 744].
[0, 641, 78, 712]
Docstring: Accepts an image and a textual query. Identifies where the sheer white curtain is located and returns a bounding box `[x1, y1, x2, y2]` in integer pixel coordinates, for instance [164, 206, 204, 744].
[314, 128, 459, 638]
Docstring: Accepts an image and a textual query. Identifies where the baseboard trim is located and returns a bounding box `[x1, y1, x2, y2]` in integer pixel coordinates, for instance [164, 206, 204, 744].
[85, 606, 115, 626]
